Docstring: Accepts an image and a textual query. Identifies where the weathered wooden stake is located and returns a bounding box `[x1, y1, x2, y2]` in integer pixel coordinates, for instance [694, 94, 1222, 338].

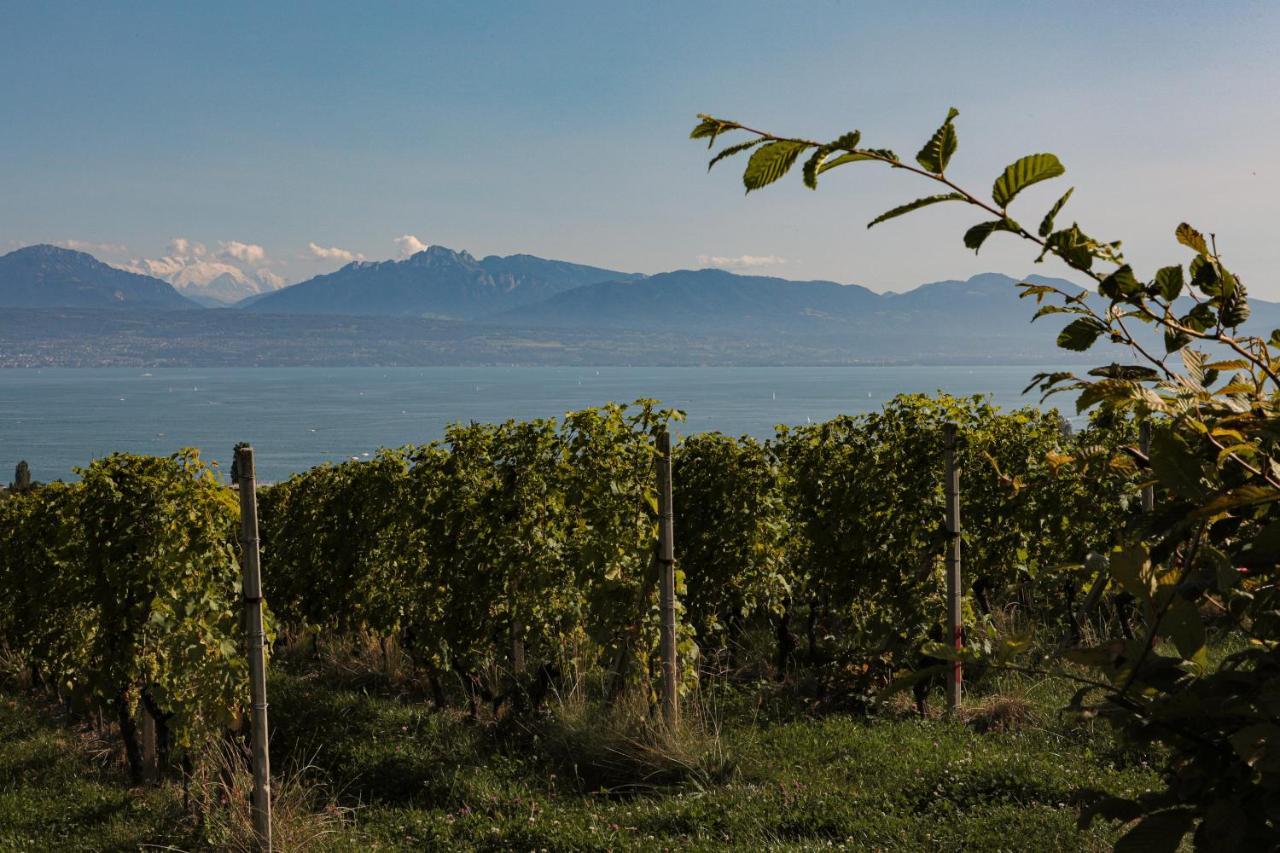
[234, 444, 272, 852]
[140, 705, 158, 781]
[657, 429, 679, 726]
[1140, 421, 1154, 514]
[942, 423, 962, 712]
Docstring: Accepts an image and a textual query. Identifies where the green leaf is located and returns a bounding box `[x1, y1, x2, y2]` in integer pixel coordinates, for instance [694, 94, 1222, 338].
[1149, 429, 1205, 500]
[866, 193, 965, 228]
[1164, 327, 1191, 353]
[708, 139, 763, 171]
[1087, 364, 1159, 381]
[1057, 317, 1107, 351]
[829, 130, 862, 150]
[690, 116, 733, 148]
[1160, 597, 1204, 661]
[964, 218, 1020, 253]
[802, 134, 861, 189]
[1042, 224, 1096, 271]
[802, 147, 830, 188]
[1175, 222, 1209, 256]
[1099, 265, 1142, 299]
[915, 107, 959, 173]
[1114, 810, 1196, 853]
[1038, 187, 1074, 237]
[1153, 266, 1183, 301]
[743, 141, 809, 193]
[992, 153, 1065, 209]
[1109, 544, 1152, 602]
[817, 148, 897, 174]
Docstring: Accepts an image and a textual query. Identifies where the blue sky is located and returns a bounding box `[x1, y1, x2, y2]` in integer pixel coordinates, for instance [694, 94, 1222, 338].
[3, 1, 1278, 295]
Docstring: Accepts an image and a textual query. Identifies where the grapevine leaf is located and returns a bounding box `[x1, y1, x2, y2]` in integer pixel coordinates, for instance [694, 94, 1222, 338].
[866, 193, 965, 228]
[992, 153, 1065, 209]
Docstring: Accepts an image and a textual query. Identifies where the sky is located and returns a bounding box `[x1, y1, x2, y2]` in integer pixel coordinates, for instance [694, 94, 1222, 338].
[3, 1, 1279, 295]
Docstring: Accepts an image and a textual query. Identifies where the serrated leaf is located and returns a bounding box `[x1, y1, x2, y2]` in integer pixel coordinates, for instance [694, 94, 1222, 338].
[1033, 304, 1086, 321]
[690, 115, 733, 148]
[1057, 317, 1106, 351]
[1099, 265, 1142, 299]
[1088, 364, 1159, 381]
[1176, 222, 1209, 256]
[829, 130, 862, 150]
[964, 218, 1020, 253]
[802, 133, 864, 189]
[743, 141, 809, 193]
[1153, 266, 1183, 301]
[708, 138, 763, 171]
[1038, 187, 1074, 237]
[817, 148, 897, 174]
[802, 146, 830, 188]
[1163, 327, 1191, 353]
[992, 153, 1065, 209]
[915, 107, 959, 173]
[866, 193, 965, 228]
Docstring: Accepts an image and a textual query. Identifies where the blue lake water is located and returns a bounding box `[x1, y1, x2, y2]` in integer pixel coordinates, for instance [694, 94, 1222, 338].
[0, 366, 1071, 483]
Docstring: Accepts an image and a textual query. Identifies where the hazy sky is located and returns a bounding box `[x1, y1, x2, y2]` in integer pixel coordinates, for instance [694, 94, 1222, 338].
[3, 1, 1278, 294]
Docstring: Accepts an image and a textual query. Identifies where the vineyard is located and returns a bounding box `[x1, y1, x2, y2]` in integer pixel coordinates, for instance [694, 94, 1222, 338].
[0, 393, 1165, 848]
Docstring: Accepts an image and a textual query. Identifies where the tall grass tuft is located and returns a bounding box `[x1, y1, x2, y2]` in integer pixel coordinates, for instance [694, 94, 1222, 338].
[192, 739, 356, 852]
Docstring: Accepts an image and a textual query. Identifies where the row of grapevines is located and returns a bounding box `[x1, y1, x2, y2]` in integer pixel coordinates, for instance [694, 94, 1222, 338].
[256, 394, 1133, 699]
[257, 401, 684, 705]
[0, 451, 247, 781]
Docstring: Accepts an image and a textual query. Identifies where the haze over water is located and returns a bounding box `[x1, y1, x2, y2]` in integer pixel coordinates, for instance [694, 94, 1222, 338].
[0, 366, 1074, 483]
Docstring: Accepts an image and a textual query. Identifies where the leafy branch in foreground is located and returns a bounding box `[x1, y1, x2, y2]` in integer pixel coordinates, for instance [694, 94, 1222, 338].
[694, 109, 1280, 851]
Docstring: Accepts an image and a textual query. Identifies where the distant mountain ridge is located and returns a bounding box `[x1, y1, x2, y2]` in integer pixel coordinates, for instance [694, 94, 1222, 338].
[243, 245, 643, 318]
[0, 244, 196, 310]
[6, 242, 1280, 367]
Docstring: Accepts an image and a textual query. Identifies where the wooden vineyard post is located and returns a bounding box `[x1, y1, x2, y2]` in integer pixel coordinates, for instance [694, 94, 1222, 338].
[233, 444, 272, 852]
[942, 423, 962, 712]
[657, 428, 679, 726]
[140, 705, 158, 781]
[1140, 421, 1154, 514]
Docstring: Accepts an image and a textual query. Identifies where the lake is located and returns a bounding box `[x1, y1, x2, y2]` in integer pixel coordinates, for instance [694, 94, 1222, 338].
[0, 366, 1072, 483]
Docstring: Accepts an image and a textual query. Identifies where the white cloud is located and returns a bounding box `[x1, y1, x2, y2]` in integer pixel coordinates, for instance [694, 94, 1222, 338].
[395, 234, 429, 257]
[257, 269, 286, 288]
[53, 239, 129, 255]
[219, 240, 266, 265]
[697, 254, 787, 270]
[308, 241, 362, 262]
[120, 236, 286, 300]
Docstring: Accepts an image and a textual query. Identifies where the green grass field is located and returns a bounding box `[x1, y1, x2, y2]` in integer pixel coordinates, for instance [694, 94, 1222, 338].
[0, 654, 1163, 852]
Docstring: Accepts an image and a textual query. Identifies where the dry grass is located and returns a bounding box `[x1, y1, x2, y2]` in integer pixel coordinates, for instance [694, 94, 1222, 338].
[961, 694, 1034, 733]
[192, 738, 356, 852]
[533, 674, 737, 795]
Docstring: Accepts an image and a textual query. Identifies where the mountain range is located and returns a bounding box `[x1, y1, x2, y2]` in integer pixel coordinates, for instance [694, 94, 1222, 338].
[0, 244, 197, 310]
[4, 243, 1276, 367]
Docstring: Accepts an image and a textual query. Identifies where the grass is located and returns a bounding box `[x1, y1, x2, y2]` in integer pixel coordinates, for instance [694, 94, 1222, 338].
[0, 692, 195, 851]
[0, 657, 1162, 851]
